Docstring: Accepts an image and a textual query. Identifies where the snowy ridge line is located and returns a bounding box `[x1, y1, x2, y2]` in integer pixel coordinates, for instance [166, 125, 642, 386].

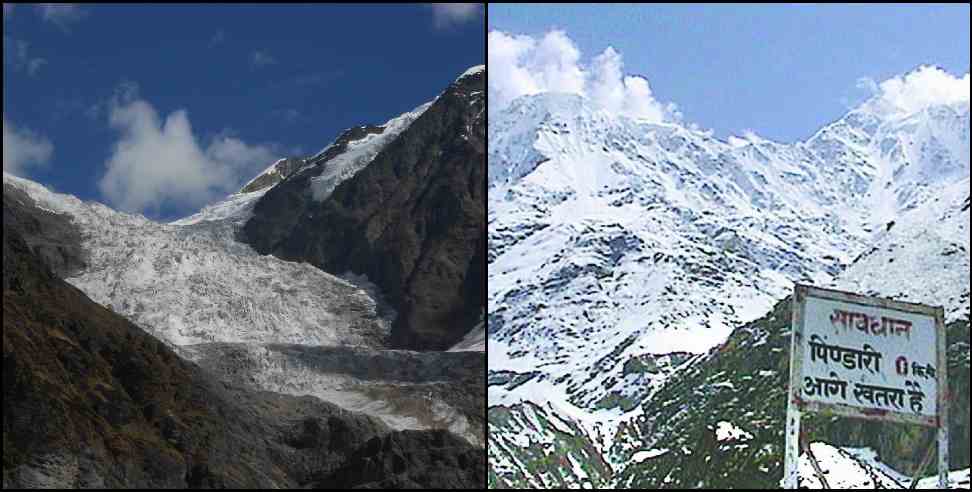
[307, 99, 435, 202]
[457, 64, 485, 82]
[239, 157, 287, 191]
[168, 188, 270, 226]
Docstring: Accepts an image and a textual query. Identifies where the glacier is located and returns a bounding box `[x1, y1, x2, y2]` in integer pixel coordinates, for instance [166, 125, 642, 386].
[1, 82, 486, 446]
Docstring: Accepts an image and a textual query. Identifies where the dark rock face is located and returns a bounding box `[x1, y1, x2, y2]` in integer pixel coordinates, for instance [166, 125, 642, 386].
[2, 208, 485, 488]
[242, 124, 390, 255]
[309, 430, 486, 489]
[244, 70, 486, 351]
[310, 125, 386, 167]
[3, 184, 87, 279]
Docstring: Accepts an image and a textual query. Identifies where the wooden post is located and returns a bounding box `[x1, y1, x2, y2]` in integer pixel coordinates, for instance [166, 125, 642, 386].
[784, 287, 807, 489]
[802, 432, 830, 489]
[936, 308, 949, 489]
[910, 439, 937, 489]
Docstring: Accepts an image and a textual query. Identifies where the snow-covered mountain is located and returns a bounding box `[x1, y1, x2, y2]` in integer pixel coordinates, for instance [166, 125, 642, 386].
[1, 65, 487, 450]
[488, 80, 970, 486]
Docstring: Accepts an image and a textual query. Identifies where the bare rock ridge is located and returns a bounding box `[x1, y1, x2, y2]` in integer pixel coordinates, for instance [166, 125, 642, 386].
[243, 68, 486, 351]
[239, 157, 307, 194]
[3, 185, 87, 279]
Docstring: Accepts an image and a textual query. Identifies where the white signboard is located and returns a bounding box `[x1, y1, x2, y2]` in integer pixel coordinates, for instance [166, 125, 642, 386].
[798, 293, 941, 424]
[784, 285, 949, 489]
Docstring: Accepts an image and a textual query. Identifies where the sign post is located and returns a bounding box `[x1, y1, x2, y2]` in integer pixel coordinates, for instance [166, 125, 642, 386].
[784, 285, 949, 489]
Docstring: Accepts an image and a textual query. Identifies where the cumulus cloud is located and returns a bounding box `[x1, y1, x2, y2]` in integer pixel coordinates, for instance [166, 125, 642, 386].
[858, 66, 970, 115]
[98, 85, 277, 215]
[250, 49, 276, 69]
[430, 4, 482, 28]
[36, 4, 87, 31]
[3, 115, 54, 176]
[488, 30, 678, 123]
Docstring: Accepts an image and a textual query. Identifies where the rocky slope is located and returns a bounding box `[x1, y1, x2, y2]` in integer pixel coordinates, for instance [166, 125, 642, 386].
[180, 343, 486, 447]
[244, 66, 486, 351]
[487, 402, 611, 489]
[307, 429, 485, 488]
[2, 203, 484, 488]
[3, 184, 87, 279]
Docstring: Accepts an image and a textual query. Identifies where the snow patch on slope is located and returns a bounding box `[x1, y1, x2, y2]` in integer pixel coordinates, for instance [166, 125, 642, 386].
[835, 177, 970, 321]
[450, 321, 486, 352]
[790, 442, 969, 489]
[168, 188, 269, 226]
[308, 101, 434, 201]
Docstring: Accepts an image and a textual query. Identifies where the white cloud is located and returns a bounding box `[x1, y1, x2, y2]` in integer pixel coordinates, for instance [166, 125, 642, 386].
[486, 31, 540, 111]
[3, 115, 54, 176]
[488, 29, 678, 124]
[98, 86, 277, 215]
[858, 66, 970, 115]
[532, 30, 586, 96]
[4, 37, 47, 76]
[430, 3, 482, 28]
[250, 50, 276, 69]
[36, 4, 87, 31]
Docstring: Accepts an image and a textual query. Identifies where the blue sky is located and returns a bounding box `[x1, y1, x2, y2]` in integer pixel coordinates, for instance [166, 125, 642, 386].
[488, 3, 970, 141]
[4, 3, 484, 220]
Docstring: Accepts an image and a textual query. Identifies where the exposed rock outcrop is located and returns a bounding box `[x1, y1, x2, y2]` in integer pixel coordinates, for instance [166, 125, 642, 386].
[244, 69, 486, 351]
